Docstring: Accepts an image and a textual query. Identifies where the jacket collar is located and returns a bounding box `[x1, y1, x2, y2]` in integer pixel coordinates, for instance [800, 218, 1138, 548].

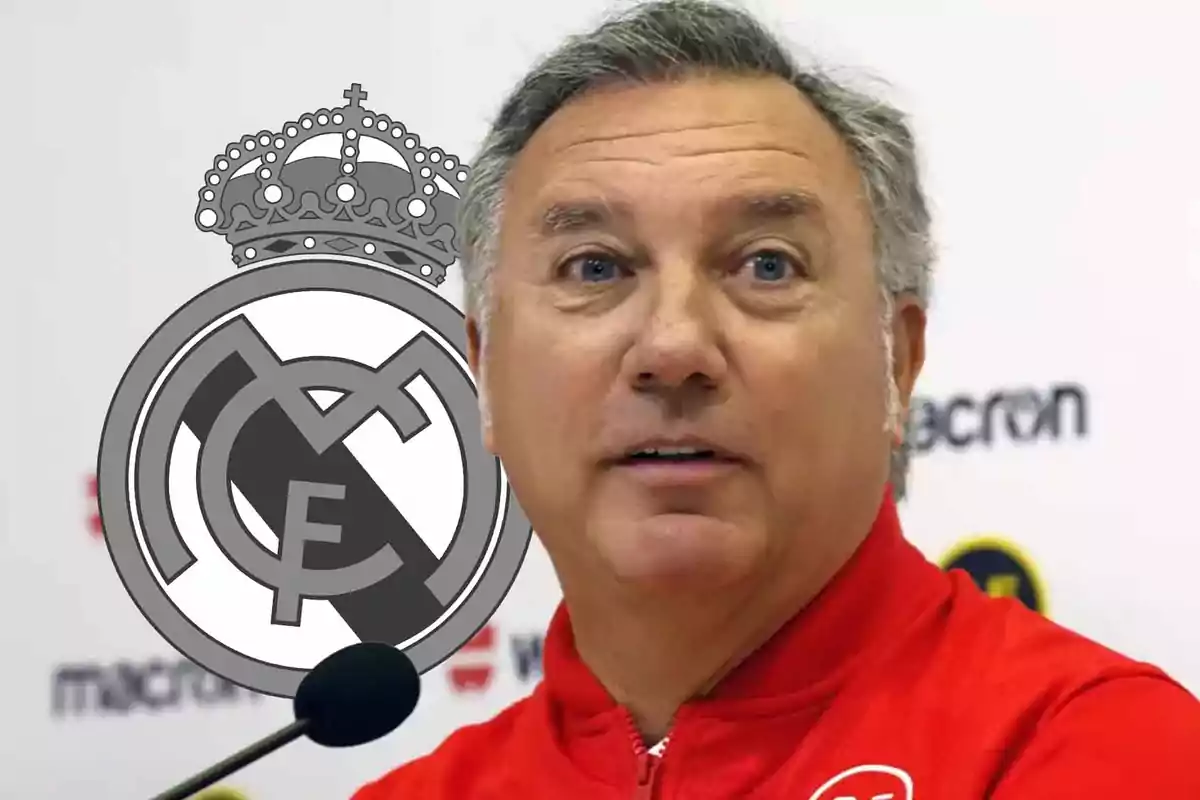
[540, 487, 952, 725]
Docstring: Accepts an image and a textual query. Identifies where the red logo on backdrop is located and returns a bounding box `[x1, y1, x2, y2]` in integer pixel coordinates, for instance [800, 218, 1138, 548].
[807, 765, 913, 800]
[86, 474, 103, 539]
[447, 624, 496, 693]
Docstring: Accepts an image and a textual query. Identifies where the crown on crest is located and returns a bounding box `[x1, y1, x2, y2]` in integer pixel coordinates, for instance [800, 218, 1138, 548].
[194, 83, 467, 287]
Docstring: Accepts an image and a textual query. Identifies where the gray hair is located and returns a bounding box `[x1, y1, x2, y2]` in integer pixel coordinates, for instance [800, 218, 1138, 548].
[458, 0, 935, 499]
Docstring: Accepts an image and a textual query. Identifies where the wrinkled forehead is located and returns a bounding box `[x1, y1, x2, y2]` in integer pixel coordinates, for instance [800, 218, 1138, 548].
[500, 74, 869, 242]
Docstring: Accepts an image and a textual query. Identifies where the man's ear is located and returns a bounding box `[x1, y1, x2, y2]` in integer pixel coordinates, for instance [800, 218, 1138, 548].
[466, 315, 483, 377]
[465, 315, 495, 453]
[891, 293, 927, 418]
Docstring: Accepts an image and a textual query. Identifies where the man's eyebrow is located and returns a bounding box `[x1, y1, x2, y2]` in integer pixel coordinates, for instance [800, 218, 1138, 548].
[538, 200, 628, 236]
[716, 190, 824, 225]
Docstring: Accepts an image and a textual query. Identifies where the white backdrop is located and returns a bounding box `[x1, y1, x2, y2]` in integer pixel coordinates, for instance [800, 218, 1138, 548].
[2, 1, 1198, 797]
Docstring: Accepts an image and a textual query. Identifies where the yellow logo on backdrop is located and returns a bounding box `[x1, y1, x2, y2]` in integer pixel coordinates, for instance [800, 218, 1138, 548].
[195, 788, 249, 800]
[940, 535, 1048, 615]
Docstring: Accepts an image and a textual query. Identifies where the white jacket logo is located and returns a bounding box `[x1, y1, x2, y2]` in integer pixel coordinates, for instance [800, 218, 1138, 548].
[808, 764, 914, 800]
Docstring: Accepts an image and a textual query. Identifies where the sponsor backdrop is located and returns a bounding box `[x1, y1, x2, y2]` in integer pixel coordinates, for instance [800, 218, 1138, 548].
[2, 0, 1198, 797]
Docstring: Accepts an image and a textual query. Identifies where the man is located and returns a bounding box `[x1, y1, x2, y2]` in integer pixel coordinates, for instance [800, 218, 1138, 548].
[355, 1, 1200, 797]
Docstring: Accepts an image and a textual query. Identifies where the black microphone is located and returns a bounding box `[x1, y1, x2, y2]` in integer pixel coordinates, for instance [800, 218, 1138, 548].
[150, 642, 421, 800]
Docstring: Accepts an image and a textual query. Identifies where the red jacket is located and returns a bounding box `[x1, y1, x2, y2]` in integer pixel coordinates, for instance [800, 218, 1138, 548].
[353, 497, 1200, 798]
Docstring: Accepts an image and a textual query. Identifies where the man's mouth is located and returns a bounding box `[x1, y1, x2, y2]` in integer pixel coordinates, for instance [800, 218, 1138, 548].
[614, 444, 745, 467]
[609, 443, 743, 486]
[621, 446, 724, 463]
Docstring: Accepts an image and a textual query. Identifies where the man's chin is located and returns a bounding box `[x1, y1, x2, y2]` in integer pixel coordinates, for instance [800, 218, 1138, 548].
[595, 513, 759, 589]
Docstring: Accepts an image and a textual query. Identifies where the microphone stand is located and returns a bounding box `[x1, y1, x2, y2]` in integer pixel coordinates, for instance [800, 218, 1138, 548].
[150, 718, 310, 800]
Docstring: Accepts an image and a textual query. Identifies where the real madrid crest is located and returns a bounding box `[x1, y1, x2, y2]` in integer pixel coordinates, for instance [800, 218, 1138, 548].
[96, 84, 532, 699]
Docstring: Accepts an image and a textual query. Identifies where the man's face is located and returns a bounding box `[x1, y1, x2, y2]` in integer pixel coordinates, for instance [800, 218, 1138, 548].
[469, 75, 924, 593]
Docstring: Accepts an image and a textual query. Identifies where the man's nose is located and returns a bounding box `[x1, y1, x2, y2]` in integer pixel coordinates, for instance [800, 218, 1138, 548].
[626, 265, 728, 399]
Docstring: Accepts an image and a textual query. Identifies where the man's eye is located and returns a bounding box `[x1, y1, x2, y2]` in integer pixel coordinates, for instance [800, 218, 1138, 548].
[565, 253, 625, 283]
[740, 250, 801, 283]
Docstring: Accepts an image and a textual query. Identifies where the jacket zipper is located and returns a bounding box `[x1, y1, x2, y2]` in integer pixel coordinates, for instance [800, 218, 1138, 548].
[626, 710, 669, 800]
